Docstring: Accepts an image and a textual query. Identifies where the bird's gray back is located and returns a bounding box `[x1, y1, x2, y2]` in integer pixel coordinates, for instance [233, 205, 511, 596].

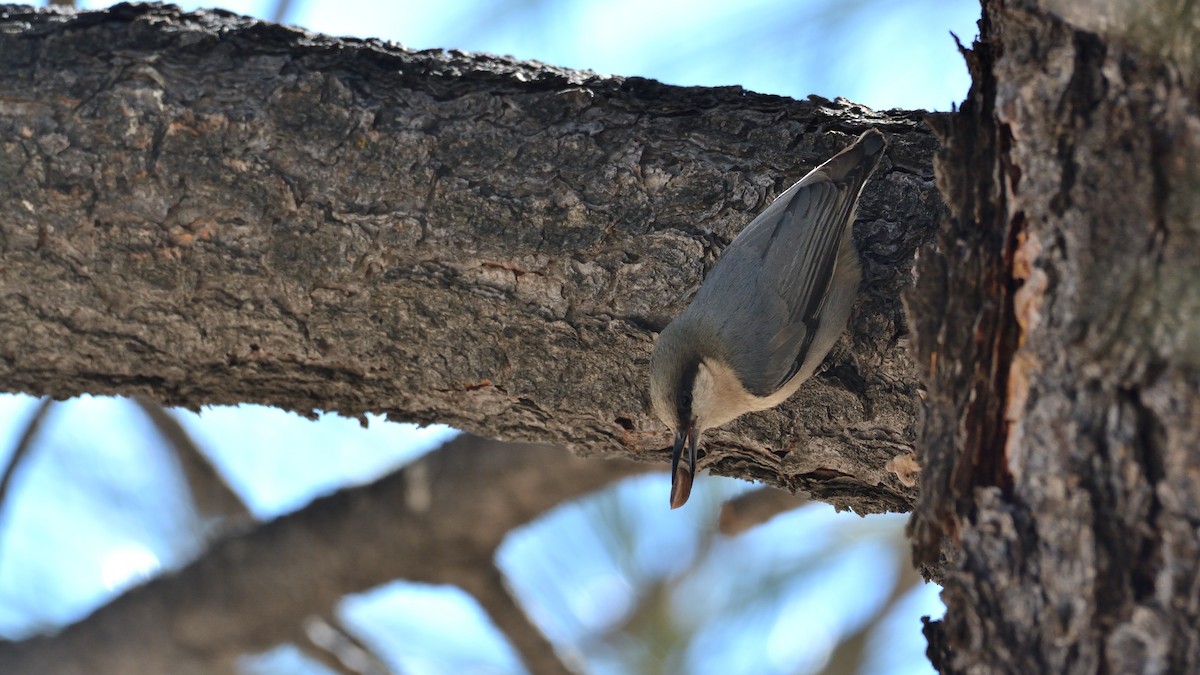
[686, 134, 884, 398]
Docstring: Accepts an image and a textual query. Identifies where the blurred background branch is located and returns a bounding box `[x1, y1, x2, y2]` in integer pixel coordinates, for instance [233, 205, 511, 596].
[457, 563, 574, 675]
[0, 435, 648, 673]
[133, 398, 255, 537]
[0, 399, 55, 549]
[718, 487, 808, 536]
[302, 614, 393, 675]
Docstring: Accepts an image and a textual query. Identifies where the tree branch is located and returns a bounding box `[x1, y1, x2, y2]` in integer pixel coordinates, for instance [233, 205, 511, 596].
[0, 4, 944, 512]
[0, 398, 55, 544]
[0, 435, 649, 673]
[302, 614, 392, 675]
[132, 398, 254, 534]
[458, 563, 574, 675]
[717, 487, 807, 535]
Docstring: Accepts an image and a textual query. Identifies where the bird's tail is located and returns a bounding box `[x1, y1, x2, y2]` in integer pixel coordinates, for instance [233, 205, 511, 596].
[817, 128, 888, 189]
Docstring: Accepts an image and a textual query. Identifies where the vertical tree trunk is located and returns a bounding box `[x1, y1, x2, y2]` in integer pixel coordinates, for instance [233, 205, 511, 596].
[910, 0, 1200, 671]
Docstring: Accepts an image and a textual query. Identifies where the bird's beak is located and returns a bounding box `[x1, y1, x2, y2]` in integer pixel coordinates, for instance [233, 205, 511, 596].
[669, 425, 698, 509]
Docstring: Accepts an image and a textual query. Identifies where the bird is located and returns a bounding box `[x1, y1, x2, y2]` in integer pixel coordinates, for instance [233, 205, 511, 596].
[649, 129, 887, 509]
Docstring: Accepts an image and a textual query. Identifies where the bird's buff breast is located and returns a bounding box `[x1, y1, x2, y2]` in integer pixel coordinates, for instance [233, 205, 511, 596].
[692, 358, 804, 433]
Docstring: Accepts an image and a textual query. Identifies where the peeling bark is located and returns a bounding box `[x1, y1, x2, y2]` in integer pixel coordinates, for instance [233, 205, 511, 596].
[0, 4, 944, 512]
[910, 0, 1200, 671]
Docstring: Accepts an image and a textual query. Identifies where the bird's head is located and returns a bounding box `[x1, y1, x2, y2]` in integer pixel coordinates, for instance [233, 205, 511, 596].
[649, 322, 704, 509]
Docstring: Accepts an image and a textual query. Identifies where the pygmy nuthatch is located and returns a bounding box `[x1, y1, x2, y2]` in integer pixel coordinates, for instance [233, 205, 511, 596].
[649, 129, 887, 508]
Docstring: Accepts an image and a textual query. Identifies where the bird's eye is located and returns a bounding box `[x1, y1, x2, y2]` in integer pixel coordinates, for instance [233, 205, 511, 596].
[680, 391, 693, 409]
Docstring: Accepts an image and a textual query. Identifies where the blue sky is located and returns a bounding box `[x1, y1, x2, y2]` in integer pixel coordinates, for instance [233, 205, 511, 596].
[4, 1, 978, 672]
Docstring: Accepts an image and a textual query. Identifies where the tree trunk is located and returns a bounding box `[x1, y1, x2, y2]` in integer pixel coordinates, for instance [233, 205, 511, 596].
[0, 4, 943, 513]
[909, 0, 1200, 671]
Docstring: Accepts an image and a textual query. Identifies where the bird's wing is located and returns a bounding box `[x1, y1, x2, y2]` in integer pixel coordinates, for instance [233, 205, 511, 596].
[698, 132, 884, 397]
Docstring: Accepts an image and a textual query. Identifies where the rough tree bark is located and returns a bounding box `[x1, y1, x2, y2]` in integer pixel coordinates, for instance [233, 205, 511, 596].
[909, 0, 1200, 671]
[0, 4, 944, 513]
